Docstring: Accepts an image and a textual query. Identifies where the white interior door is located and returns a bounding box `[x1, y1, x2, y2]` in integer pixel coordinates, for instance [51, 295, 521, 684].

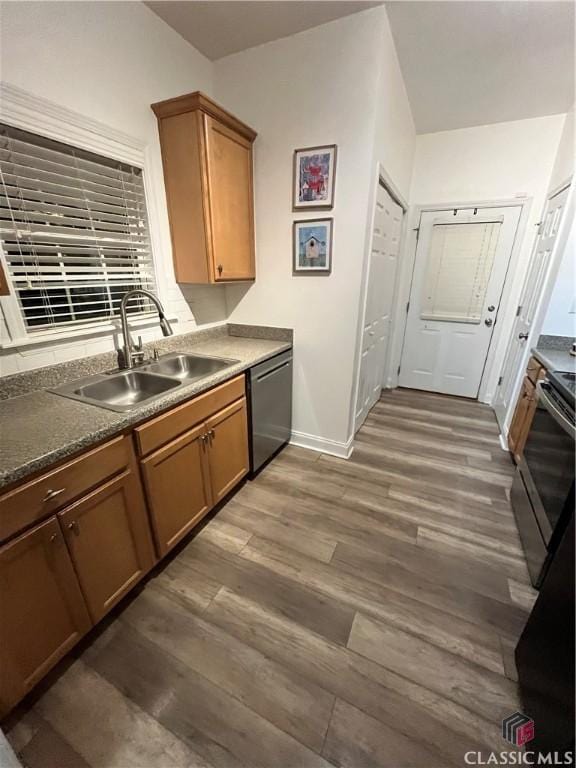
[493, 183, 571, 427]
[399, 206, 522, 398]
[355, 181, 403, 430]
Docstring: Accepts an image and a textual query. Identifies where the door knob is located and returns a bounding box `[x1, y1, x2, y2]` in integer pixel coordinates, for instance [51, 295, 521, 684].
[484, 318, 493, 327]
[518, 332, 529, 340]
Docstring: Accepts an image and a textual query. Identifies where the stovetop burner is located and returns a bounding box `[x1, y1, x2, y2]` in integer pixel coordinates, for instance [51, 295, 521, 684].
[548, 370, 575, 410]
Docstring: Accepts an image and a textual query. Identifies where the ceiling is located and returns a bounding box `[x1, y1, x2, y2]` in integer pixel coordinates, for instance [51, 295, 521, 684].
[386, 1, 575, 133]
[146, 1, 575, 134]
[145, 1, 382, 61]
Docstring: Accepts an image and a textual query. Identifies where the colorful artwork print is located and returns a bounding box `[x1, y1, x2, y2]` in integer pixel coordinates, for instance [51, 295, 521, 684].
[293, 219, 333, 274]
[293, 145, 337, 209]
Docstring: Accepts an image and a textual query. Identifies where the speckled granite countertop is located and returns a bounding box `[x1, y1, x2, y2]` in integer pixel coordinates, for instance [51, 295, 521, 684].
[0, 331, 291, 490]
[531, 347, 575, 373]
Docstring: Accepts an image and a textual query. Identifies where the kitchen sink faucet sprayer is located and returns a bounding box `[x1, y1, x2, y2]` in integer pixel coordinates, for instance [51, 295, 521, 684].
[120, 289, 173, 369]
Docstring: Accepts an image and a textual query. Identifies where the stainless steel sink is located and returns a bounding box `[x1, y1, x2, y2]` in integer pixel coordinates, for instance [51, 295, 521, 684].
[51, 370, 181, 413]
[140, 353, 239, 382]
[50, 352, 239, 412]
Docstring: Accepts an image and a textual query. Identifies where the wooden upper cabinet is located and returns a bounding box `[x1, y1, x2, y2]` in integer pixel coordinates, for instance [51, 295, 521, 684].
[0, 517, 91, 716]
[152, 92, 257, 284]
[58, 468, 155, 623]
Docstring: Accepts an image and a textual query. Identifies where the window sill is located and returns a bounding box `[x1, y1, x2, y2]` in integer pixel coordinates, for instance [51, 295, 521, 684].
[1, 314, 179, 351]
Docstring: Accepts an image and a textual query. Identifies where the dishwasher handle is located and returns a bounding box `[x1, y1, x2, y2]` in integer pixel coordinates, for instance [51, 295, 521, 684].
[256, 359, 291, 383]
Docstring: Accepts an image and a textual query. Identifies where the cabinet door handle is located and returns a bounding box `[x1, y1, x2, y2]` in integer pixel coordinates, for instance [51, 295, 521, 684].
[68, 520, 80, 536]
[43, 487, 66, 503]
[50, 533, 59, 544]
[208, 429, 215, 442]
[200, 433, 208, 449]
[217, 264, 223, 276]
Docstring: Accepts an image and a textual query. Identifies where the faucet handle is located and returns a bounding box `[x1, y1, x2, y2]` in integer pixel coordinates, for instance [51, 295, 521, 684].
[135, 335, 143, 351]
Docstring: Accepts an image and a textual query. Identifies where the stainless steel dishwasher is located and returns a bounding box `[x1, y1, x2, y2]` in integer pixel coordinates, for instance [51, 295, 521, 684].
[247, 350, 293, 473]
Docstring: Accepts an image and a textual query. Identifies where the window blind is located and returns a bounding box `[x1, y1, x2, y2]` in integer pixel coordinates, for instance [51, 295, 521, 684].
[420, 220, 502, 324]
[0, 123, 156, 332]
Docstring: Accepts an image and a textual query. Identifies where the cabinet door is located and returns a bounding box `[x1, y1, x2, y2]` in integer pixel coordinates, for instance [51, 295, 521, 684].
[204, 115, 255, 282]
[58, 470, 155, 623]
[508, 377, 535, 459]
[206, 398, 249, 504]
[141, 424, 213, 556]
[0, 517, 91, 716]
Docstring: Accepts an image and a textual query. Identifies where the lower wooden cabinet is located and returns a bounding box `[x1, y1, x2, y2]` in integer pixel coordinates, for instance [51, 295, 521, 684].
[0, 376, 252, 715]
[508, 358, 547, 460]
[141, 396, 249, 555]
[58, 469, 155, 623]
[141, 423, 213, 556]
[206, 398, 249, 503]
[0, 517, 91, 716]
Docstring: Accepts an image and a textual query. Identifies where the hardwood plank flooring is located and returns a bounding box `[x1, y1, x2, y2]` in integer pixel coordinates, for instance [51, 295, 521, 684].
[5, 389, 531, 768]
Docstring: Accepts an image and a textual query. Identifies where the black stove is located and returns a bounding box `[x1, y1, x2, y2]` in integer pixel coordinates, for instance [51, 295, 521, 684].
[548, 370, 575, 410]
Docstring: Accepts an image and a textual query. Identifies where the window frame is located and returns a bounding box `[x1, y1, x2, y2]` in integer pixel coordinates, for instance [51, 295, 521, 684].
[0, 83, 166, 349]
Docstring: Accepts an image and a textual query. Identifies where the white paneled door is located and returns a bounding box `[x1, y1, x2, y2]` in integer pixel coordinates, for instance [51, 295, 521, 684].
[399, 206, 522, 398]
[355, 181, 403, 431]
[493, 183, 571, 427]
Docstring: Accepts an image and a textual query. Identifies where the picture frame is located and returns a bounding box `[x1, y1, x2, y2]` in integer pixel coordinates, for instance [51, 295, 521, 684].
[293, 218, 333, 275]
[293, 144, 337, 210]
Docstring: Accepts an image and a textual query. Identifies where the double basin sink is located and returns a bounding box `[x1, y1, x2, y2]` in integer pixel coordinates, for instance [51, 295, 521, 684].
[52, 352, 239, 413]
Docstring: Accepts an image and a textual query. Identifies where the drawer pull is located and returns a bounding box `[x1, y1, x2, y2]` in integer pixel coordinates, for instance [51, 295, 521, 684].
[43, 488, 66, 503]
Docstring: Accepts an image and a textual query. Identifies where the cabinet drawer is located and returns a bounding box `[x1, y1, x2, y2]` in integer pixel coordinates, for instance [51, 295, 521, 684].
[0, 436, 130, 543]
[135, 374, 245, 456]
[526, 356, 544, 384]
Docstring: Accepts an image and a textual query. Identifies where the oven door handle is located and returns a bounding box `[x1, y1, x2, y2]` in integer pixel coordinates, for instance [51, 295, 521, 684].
[536, 381, 576, 439]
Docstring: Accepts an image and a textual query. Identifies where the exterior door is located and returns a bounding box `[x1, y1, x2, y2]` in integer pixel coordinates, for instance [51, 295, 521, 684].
[355, 181, 403, 431]
[493, 183, 571, 428]
[204, 115, 255, 281]
[399, 205, 522, 398]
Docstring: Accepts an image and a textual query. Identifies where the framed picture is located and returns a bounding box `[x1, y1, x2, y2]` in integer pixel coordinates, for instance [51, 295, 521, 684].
[293, 218, 333, 275]
[293, 144, 337, 210]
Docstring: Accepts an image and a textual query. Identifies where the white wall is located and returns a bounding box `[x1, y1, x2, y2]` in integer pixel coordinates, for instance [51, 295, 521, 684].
[410, 114, 565, 206]
[0, 1, 226, 376]
[371, 13, 416, 199]
[541, 104, 575, 338]
[547, 104, 575, 193]
[216, 6, 415, 452]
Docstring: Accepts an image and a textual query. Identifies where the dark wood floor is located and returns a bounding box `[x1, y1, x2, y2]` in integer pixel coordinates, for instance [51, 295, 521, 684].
[6, 388, 537, 768]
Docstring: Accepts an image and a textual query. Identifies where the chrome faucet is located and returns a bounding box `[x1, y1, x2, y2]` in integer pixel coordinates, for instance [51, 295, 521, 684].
[120, 289, 173, 369]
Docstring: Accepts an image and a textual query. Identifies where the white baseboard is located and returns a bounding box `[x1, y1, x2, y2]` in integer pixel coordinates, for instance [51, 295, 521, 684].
[289, 430, 354, 459]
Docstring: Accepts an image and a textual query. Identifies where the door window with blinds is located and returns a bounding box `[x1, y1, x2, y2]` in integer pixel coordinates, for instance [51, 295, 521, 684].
[420, 218, 503, 323]
[0, 123, 156, 334]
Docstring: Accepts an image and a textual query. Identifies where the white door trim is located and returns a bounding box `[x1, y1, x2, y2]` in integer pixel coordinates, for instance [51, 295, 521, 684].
[348, 162, 408, 440]
[389, 197, 532, 403]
